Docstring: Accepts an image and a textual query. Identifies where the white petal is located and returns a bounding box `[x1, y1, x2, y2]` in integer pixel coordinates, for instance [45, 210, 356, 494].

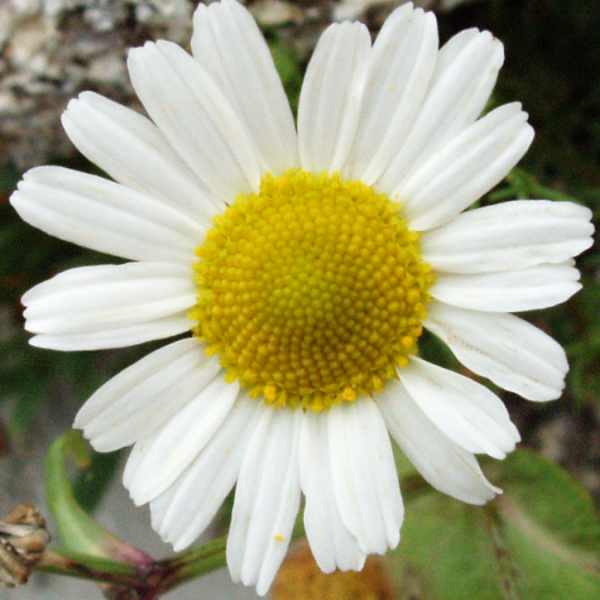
[430, 28, 503, 131]
[192, 0, 297, 174]
[378, 29, 504, 195]
[422, 199, 594, 273]
[78, 341, 212, 434]
[151, 396, 260, 551]
[78, 343, 222, 452]
[297, 22, 371, 174]
[29, 316, 192, 352]
[328, 399, 403, 555]
[124, 439, 152, 492]
[431, 262, 582, 312]
[227, 407, 302, 597]
[425, 302, 569, 401]
[10, 167, 201, 263]
[299, 411, 366, 573]
[23, 262, 196, 336]
[399, 104, 534, 230]
[127, 377, 240, 506]
[378, 380, 500, 504]
[399, 357, 520, 459]
[348, 5, 439, 183]
[127, 41, 262, 202]
[62, 92, 220, 224]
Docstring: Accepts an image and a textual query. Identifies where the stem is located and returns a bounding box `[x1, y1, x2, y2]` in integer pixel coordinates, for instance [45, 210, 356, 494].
[45, 433, 153, 568]
[166, 537, 226, 569]
[33, 475, 432, 595]
[37, 550, 140, 587]
[161, 552, 227, 593]
[158, 522, 306, 594]
[34, 538, 231, 596]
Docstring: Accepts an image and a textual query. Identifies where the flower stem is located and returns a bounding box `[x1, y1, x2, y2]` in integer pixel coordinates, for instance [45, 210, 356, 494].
[33, 535, 230, 596]
[33, 475, 431, 595]
[37, 549, 140, 587]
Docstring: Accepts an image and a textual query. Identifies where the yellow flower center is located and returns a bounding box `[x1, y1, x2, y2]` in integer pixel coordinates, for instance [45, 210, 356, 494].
[190, 169, 434, 411]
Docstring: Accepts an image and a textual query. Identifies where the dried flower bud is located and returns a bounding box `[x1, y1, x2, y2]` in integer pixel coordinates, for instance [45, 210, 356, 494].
[0, 504, 51, 587]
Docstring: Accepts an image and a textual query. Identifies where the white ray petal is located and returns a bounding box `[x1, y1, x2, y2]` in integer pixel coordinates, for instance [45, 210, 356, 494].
[422, 200, 594, 272]
[150, 396, 260, 550]
[23, 262, 196, 335]
[299, 411, 366, 573]
[127, 377, 240, 506]
[298, 21, 371, 174]
[431, 262, 582, 312]
[377, 29, 504, 195]
[29, 316, 192, 352]
[378, 379, 501, 504]
[399, 357, 520, 459]
[328, 400, 403, 555]
[349, 5, 439, 183]
[83, 357, 222, 454]
[62, 92, 221, 223]
[127, 41, 262, 202]
[10, 167, 199, 263]
[192, 0, 297, 174]
[425, 302, 569, 401]
[227, 407, 302, 597]
[398, 104, 533, 230]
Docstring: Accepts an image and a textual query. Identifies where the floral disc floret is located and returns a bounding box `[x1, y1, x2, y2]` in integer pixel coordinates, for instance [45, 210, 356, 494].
[190, 170, 434, 411]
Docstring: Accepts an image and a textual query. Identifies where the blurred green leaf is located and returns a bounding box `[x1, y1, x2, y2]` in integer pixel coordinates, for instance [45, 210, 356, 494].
[46, 431, 118, 557]
[0, 164, 18, 194]
[270, 36, 302, 113]
[73, 450, 122, 514]
[390, 450, 600, 598]
[488, 168, 578, 204]
[46, 431, 152, 566]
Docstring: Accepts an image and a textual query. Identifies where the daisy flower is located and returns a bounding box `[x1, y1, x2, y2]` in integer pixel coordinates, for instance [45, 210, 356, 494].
[10, 0, 594, 595]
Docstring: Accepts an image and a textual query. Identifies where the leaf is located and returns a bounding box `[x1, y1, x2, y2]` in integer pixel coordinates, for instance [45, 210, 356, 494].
[270, 36, 302, 113]
[72, 450, 122, 514]
[46, 431, 116, 556]
[487, 168, 578, 204]
[390, 450, 600, 599]
[45, 431, 152, 568]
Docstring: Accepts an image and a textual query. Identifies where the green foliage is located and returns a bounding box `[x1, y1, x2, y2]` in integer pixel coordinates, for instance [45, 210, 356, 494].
[46, 431, 151, 568]
[46, 431, 121, 557]
[73, 450, 122, 514]
[270, 34, 303, 113]
[390, 451, 600, 599]
[488, 168, 578, 203]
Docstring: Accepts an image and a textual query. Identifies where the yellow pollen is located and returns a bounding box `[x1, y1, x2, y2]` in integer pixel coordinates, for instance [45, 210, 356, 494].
[190, 169, 434, 411]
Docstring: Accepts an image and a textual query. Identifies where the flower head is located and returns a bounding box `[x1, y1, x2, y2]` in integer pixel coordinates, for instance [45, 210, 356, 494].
[10, 0, 594, 595]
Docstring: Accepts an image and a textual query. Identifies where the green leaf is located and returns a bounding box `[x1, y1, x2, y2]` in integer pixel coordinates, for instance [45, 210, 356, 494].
[390, 450, 600, 599]
[72, 449, 122, 514]
[487, 168, 578, 204]
[0, 164, 18, 194]
[270, 36, 302, 113]
[45, 431, 152, 567]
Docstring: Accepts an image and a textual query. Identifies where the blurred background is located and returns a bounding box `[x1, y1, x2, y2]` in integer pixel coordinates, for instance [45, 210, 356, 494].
[1, 0, 599, 598]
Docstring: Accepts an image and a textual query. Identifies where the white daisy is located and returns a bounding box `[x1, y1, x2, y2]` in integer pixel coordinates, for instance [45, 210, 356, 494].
[10, 0, 594, 595]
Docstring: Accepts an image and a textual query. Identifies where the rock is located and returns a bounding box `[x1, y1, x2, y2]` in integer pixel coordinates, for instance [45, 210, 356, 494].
[249, 0, 304, 26]
[0, 0, 194, 169]
[0, 0, 480, 169]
